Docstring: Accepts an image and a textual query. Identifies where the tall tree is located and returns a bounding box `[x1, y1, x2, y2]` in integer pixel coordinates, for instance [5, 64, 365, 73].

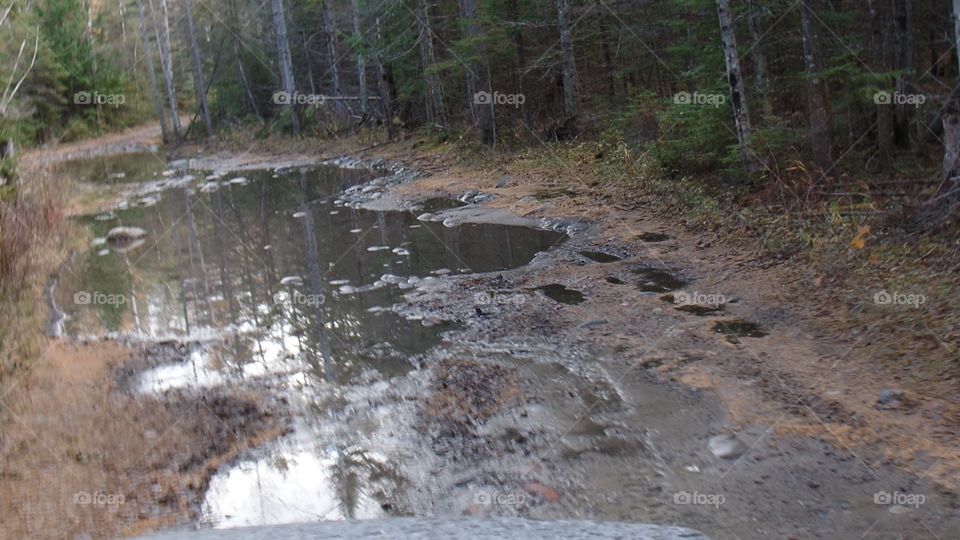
[892, 0, 916, 146]
[555, 0, 577, 123]
[459, 0, 494, 146]
[322, 0, 342, 98]
[271, 0, 300, 134]
[136, 0, 170, 143]
[182, 0, 213, 136]
[350, 0, 368, 115]
[153, 0, 181, 140]
[869, 0, 893, 169]
[800, 0, 833, 178]
[716, 0, 759, 171]
[745, 0, 773, 119]
[374, 16, 396, 135]
[416, 0, 446, 127]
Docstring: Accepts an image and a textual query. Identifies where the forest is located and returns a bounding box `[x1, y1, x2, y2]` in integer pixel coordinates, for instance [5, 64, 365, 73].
[0, 0, 958, 217]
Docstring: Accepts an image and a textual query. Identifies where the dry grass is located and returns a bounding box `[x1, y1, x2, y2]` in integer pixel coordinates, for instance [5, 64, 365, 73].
[0, 177, 67, 382]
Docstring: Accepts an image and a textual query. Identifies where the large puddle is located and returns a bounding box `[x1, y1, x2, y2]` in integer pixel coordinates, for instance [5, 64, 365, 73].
[54, 156, 567, 528]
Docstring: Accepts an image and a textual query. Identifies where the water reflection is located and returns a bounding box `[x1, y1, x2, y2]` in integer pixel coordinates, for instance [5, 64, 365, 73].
[57, 161, 566, 528]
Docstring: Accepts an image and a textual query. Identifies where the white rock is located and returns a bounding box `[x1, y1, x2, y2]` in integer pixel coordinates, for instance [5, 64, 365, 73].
[709, 434, 747, 460]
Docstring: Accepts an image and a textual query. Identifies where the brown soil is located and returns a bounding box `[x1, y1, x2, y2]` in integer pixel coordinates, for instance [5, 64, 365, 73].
[0, 339, 288, 540]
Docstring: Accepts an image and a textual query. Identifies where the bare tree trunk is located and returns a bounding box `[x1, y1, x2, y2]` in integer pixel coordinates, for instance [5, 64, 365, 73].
[943, 112, 960, 183]
[351, 0, 368, 114]
[716, 0, 759, 172]
[460, 0, 494, 146]
[800, 0, 833, 179]
[416, 0, 446, 127]
[322, 0, 341, 94]
[271, 0, 300, 134]
[510, 0, 529, 127]
[953, 0, 960, 77]
[869, 0, 893, 169]
[892, 0, 915, 147]
[137, 0, 170, 143]
[235, 40, 261, 118]
[182, 0, 213, 137]
[154, 0, 182, 139]
[745, 0, 773, 119]
[375, 16, 396, 135]
[555, 0, 577, 121]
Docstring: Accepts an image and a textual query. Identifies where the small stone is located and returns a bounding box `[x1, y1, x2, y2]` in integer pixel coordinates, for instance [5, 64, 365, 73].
[709, 433, 747, 460]
[877, 389, 904, 405]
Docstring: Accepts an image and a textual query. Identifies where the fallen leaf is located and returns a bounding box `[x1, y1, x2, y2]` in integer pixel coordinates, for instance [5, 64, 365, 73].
[850, 225, 870, 250]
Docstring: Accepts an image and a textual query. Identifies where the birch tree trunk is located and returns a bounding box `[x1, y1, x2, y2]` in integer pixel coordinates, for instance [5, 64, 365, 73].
[416, 0, 446, 128]
[555, 0, 577, 121]
[182, 0, 213, 137]
[136, 0, 170, 143]
[271, 0, 300, 134]
[800, 0, 833, 179]
[155, 0, 182, 139]
[716, 0, 759, 172]
[351, 0, 368, 114]
[460, 0, 494, 146]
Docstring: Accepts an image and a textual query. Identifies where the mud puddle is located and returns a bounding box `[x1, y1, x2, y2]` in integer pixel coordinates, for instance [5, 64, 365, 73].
[53, 154, 580, 531]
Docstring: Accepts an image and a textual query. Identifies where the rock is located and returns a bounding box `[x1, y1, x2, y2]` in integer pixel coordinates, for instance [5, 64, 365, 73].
[442, 217, 461, 228]
[417, 212, 436, 221]
[877, 389, 904, 405]
[709, 433, 747, 460]
[228, 176, 249, 185]
[279, 276, 303, 286]
[105, 227, 148, 253]
[876, 389, 907, 410]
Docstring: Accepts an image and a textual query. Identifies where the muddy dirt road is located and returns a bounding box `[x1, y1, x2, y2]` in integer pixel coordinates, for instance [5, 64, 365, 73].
[1, 140, 956, 540]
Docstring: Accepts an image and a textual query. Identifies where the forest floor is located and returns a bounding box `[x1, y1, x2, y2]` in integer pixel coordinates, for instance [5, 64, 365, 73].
[1, 125, 957, 539]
